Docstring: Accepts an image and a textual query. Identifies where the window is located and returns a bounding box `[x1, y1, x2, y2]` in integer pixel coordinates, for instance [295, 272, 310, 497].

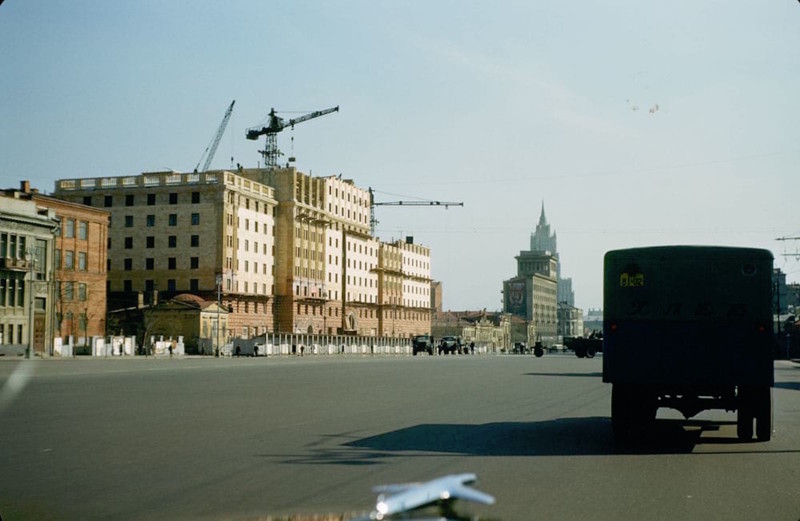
[145, 258, 154, 270]
[190, 279, 199, 291]
[190, 235, 199, 247]
[123, 280, 132, 292]
[169, 193, 178, 204]
[104, 195, 113, 207]
[147, 193, 156, 205]
[167, 279, 176, 292]
[78, 283, 87, 301]
[146, 215, 155, 227]
[125, 194, 134, 206]
[191, 192, 200, 204]
[124, 258, 132, 271]
[146, 236, 155, 248]
[78, 221, 87, 240]
[54, 249, 61, 268]
[168, 236, 176, 248]
[106, 259, 111, 272]
[190, 257, 199, 269]
[124, 237, 133, 249]
[64, 281, 74, 300]
[78, 252, 87, 271]
[145, 280, 155, 292]
[191, 213, 200, 225]
[65, 219, 75, 238]
[65, 251, 74, 270]
[168, 257, 176, 270]
[83, 196, 92, 206]
[168, 214, 177, 226]
[125, 216, 134, 227]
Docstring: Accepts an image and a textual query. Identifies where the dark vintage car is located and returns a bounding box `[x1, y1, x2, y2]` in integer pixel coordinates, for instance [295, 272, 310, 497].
[412, 335, 434, 356]
[438, 336, 460, 355]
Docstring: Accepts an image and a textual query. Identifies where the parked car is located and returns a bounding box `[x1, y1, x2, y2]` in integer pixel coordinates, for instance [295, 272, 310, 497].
[438, 336, 460, 355]
[412, 335, 434, 356]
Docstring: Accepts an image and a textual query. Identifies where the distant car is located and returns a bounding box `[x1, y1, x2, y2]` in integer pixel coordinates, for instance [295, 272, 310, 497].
[412, 335, 433, 356]
[438, 336, 459, 355]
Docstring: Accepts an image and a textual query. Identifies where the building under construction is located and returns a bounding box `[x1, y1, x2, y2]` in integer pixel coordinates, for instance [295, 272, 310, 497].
[53, 167, 432, 350]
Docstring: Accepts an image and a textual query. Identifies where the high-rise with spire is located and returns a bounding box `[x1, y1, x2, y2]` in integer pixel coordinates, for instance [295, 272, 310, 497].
[530, 203, 557, 255]
[529, 203, 574, 306]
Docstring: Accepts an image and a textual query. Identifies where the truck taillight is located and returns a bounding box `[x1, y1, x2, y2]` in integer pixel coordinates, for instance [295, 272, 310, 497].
[610, 323, 618, 332]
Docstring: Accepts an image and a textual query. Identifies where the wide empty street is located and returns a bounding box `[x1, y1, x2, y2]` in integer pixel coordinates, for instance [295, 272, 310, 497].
[2, 354, 800, 520]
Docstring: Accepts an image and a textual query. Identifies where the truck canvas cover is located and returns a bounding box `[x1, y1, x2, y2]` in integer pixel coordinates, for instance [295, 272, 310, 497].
[603, 246, 774, 387]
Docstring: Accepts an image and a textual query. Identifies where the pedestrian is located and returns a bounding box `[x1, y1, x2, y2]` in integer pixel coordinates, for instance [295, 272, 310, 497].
[235, 345, 241, 357]
[470, 341, 475, 355]
[168, 344, 173, 357]
[254, 344, 259, 357]
[300, 344, 305, 357]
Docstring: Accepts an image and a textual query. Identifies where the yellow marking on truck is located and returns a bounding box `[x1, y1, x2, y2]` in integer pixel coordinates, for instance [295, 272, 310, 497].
[620, 273, 644, 287]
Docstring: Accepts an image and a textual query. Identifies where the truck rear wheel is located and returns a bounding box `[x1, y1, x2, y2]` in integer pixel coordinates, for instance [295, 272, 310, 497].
[755, 387, 773, 442]
[534, 347, 544, 357]
[738, 385, 772, 441]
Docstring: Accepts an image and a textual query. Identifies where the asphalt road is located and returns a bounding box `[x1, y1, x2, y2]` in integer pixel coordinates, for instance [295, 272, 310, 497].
[1, 353, 800, 521]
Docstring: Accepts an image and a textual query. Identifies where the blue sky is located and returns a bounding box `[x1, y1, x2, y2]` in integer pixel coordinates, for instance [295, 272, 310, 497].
[2, 1, 799, 311]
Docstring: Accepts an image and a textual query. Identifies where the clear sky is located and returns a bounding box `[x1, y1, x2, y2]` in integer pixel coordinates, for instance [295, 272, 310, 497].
[2, 1, 799, 312]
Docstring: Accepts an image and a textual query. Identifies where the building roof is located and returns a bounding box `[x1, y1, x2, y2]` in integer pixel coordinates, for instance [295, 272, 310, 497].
[172, 293, 211, 310]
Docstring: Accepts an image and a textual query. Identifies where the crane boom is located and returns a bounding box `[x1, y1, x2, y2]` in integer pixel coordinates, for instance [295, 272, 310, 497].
[245, 105, 339, 168]
[368, 187, 464, 236]
[195, 100, 235, 172]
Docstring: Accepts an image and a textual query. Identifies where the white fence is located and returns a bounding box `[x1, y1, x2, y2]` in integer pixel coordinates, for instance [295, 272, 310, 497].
[231, 334, 413, 357]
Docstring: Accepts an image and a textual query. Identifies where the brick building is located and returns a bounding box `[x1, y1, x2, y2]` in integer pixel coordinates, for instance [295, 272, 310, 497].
[21, 185, 110, 343]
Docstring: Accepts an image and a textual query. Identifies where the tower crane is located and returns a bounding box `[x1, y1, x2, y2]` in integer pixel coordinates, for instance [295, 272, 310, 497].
[246, 105, 339, 168]
[369, 187, 464, 236]
[194, 100, 235, 172]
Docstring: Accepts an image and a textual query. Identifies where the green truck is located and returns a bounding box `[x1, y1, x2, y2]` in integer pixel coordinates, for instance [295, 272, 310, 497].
[603, 246, 774, 441]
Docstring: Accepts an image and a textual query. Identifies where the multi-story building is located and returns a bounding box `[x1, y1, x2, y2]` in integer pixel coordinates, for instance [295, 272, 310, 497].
[249, 167, 430, 337]
[54, 170, 278, 348]
[530, 203, 575, 306]
[55, 167, 432, 342]
[557, 301, 584, 339]
[0, 188, 60, 356]
[22, 184, 110, 344]
[502, 249, 558, 344]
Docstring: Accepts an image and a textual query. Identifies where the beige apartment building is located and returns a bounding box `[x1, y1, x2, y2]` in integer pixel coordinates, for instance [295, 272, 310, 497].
[54, 167, 432, 341]
[243, 167, 431, 337]
[54, 170, 277, 344]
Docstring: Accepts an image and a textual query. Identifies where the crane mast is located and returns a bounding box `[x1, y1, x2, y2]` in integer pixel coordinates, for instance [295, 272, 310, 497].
[369, 188, 464, 236]
[195, 100, 235, 172]
[246, 105, 339, 168]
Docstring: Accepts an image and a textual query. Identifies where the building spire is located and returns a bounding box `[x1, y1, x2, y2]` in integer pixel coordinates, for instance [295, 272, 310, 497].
[539, 201, 547, 226]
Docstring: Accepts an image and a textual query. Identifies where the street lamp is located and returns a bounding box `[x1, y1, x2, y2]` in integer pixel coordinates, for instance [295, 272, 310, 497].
[216, 273, 222, 357]
[26, 248, 36, 359]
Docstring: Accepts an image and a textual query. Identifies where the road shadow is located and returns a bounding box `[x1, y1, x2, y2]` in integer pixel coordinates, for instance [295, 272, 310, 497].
[525, 372, 603, 378]
[268, 417, 800, 466]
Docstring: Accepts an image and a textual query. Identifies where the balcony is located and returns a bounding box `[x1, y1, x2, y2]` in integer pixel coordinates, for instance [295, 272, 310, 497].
[0, 257, 29, 271]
